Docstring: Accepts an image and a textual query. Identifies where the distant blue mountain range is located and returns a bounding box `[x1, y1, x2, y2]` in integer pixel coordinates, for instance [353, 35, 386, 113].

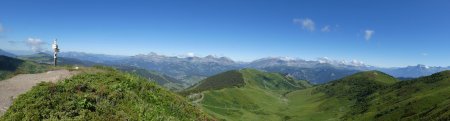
[4, 50, 449, 84]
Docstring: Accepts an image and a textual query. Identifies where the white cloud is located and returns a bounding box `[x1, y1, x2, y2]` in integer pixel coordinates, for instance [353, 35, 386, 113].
[186, 52, 195, 57]
[364, 29, 374, 40]
[26, 38, 47, 52]
[321, 25, 330, 32]
[316, 57, 366, 67]
[293, 18, 315, 31]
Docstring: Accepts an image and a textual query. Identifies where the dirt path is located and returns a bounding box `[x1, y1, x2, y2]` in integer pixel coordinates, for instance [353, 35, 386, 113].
[0, 70, 77, 116]
[189, 93, 204, 104]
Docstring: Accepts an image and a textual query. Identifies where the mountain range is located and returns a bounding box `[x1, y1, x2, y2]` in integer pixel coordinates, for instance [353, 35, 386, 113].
[5, 50, 450, 85]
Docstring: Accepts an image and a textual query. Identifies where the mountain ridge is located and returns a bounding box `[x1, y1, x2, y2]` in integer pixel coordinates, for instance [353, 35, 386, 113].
[4, 50, 450, 84]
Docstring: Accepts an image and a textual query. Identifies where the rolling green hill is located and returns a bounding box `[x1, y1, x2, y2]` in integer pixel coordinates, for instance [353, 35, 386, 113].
[115, 66, 187, 91]
[317, 71, 398, 101]
[184, 69, 312, 120]
[190, 69, 450, 120]
[279, 71, 399, 121]
[0, 66, 213, 120]
[0, 55, 51, 80]
[350, 70, 450, 121]
[187, 70, 245, 93]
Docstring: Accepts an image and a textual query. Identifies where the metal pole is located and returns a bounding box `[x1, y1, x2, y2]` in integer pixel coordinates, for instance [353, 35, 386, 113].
[52, 39, 59, 66]
[54, 52, 57, 66]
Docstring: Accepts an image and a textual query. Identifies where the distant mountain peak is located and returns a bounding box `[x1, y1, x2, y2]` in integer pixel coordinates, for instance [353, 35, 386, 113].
[0, 49, 16, 57]
[205, 55, 216, 58]
[278, 56, 296, 61]
[416, 64, 430, 69]
[147, 52, 159, 56]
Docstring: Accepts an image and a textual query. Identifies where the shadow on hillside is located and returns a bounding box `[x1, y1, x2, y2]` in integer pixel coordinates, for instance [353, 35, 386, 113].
[0, 55, 24, 71]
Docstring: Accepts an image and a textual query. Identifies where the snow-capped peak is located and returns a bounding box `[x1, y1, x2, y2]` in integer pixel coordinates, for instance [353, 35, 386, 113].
[317, 57, 367, 67]
[416, 64, 430, 69]
[278, 56, 295, 61]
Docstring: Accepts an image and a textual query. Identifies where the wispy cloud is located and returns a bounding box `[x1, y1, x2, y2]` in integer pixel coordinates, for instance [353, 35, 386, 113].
[364, 29, 374, 40]
[321, 25, 330, 32]
[26, 38, 47, 52]
[7, 40, 19, 44]
[421, 53, 428, 56]
[293, 18, 315, 31]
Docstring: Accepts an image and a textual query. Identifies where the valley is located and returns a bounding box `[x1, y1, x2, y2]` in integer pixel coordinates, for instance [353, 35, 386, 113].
[184, 70, 450, 120]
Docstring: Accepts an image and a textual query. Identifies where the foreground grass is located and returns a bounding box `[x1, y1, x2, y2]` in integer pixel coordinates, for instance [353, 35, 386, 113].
[201, 86, 288, 121]
[283, 88, 351, 121]
[1, 66, 213, 120]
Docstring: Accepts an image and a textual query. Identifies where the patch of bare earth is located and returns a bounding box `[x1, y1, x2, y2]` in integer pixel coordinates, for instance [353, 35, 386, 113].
[0, 70, 78, 116]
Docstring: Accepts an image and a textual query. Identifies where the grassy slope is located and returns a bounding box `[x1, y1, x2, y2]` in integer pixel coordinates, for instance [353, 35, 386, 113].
[284, 70, 450, 121]
[196, 70, 403, 121]
[0, 55, 51, 80]
[188, 70, 245, 94]
[278, 71, 396, 121]
[352, 70, 450, 121]
[195, 69, 450, 121]
[283, 88, 350, 121]
[317, 71, 398, 99]
[189, 69, 311, 120]
[116, 66, 187, 91]
[1, 66, 213, 120]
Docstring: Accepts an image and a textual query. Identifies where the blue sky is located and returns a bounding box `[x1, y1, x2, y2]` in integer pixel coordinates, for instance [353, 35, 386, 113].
[0, 0, 450, 67]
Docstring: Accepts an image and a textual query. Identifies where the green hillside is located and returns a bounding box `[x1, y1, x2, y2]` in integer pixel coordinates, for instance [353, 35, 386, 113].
[116, 66, 187, 91]
[0, 55, 51, 80]
[189, 69, 450, 120]
[185, 69, 312, 120]
[317, 71, 398, 100]
[279, 71, 398, 121]
[187, 70, 245, 93]
[282, 87, 350, 121]
[284, 70, 450, 121]
[351, 70, 450, 120]
[297, 70, 450, 121]
[0, 66, 213, 120]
